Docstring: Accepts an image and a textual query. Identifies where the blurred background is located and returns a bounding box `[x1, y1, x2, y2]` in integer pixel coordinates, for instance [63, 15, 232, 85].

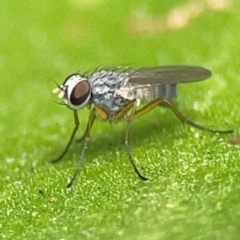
[1, 0, 240, 239]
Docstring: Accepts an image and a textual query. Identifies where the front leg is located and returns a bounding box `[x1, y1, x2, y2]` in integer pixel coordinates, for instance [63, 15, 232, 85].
[51, 110, 80, 163]
[67, 106, 96, 188]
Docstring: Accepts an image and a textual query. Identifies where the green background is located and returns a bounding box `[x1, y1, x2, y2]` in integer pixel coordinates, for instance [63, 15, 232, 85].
[1, 0, 240, 239]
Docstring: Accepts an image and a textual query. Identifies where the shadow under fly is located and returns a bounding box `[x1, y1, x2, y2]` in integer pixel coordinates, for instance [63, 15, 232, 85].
[51, 65, 233, 188]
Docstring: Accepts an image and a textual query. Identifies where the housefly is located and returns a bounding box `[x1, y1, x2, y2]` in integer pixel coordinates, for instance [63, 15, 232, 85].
[52, 66, 233, 187]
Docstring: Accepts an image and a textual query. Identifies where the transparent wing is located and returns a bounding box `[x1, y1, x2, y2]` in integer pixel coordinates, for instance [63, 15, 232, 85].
[128, 66, 211, 84]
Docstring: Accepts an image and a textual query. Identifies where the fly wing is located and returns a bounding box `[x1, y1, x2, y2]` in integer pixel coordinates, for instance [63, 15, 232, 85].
[128, 66, 211, 84]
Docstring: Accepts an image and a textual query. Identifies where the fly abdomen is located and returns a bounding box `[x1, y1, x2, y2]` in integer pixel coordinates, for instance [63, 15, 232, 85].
[165, 84, 177, 101]
[132, 84, 177, 103]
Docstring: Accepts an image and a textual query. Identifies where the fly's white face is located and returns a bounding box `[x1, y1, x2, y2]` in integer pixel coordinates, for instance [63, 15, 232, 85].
[52, 74, 91, 110]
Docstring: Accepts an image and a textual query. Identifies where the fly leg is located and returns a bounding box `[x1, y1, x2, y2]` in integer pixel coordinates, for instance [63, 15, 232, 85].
[122, 97, 232, 181]
[51, 107, 96, 164]
[67, 108, 96, 188]
[124, 99, 149, 181]
[76, 112, 96, 143]
[133, 98, 233, 134]
[51, 110, 80, 163]
[67, 137, 89, 188]
[161, 99, 233, 133]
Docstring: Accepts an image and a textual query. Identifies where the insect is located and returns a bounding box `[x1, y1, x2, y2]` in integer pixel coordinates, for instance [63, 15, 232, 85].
[52, 66, 233, 187]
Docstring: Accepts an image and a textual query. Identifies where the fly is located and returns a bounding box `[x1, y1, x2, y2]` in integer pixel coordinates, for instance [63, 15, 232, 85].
[52, 66, 233, 187]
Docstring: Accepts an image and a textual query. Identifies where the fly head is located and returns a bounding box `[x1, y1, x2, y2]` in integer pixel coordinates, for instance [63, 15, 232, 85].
[52, 74, 91, 110]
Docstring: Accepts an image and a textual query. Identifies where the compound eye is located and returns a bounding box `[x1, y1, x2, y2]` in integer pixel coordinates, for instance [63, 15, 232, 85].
[70, 81, 90, 106]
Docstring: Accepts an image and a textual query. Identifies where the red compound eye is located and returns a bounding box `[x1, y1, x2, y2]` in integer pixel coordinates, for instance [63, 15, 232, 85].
[70, 80, 90, 106]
